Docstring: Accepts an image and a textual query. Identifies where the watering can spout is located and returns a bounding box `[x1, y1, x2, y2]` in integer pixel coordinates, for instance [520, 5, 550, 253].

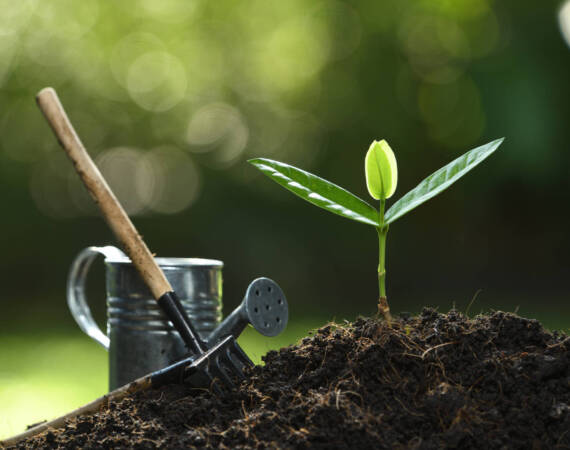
[208, 277, 289, 346]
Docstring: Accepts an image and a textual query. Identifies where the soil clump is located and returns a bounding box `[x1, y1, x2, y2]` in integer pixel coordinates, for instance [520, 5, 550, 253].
[9, 309, 570, 449]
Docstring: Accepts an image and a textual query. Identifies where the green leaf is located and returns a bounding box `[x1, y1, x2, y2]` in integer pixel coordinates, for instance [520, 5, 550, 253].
[365, 140, 398, 200]
[385, 138, 504, 225]
[249, 158, 380, 227]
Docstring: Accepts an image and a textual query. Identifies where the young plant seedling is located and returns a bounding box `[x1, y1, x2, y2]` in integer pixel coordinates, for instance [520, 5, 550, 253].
[249, 138, 503, 321]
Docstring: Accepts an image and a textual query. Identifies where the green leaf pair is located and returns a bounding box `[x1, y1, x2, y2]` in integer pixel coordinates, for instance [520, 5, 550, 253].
[249, 138, 503, 227]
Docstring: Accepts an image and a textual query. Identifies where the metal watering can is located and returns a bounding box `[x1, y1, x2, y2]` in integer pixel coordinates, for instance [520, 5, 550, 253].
[68, 245, 288, 389]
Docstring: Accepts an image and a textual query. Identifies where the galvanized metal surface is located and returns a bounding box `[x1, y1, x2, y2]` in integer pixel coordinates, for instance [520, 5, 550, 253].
[67, 246, 223, 390]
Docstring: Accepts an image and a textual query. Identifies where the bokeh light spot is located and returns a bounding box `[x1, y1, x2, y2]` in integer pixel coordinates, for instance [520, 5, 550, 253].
[137, 147, 201, 214]
[35, 0, 99, 39]
[110, 33, 165, 88]
[186, 103, 249, 168]
[559, 0, 570, 48]
[400, 13, 466, 84]
[95, 147, 148, 216]
[251, 16, 330, 93]
[140, 0, 197, 24]
[127, 52, 187, 112]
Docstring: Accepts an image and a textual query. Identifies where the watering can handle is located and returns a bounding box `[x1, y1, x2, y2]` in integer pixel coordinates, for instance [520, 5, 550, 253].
[67, 245, 126, 350]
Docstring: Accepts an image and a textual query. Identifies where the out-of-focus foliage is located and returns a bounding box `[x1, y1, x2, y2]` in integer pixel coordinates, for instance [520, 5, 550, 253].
[0, 0, 555, 218]
[1, 0, 569, 320]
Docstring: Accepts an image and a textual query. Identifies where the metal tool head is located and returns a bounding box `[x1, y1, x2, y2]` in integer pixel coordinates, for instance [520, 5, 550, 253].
[243, 277, 288, 337]
[157, 291, 254, 390]
[183, 335, 253, 389]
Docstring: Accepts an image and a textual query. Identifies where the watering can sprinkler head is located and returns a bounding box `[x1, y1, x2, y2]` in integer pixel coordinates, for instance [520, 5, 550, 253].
[207, 277, 288, 346]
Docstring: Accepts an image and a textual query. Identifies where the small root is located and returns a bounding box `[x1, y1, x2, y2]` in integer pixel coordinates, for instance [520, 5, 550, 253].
[421, 341, 458, 359]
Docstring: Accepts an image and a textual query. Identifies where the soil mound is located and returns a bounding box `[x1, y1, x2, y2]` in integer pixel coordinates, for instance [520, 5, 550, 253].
[10, 309, 570, 449]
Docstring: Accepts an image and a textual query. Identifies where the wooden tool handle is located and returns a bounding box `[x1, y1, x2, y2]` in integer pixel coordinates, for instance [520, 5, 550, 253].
[36, 87, 172, 299]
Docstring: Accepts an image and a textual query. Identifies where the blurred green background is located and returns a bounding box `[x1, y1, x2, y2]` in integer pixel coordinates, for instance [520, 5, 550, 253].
[2, 0, 570, 439]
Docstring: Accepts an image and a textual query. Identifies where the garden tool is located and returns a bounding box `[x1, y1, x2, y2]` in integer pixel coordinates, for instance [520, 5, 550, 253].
[36, 87, 253, 389]
[1, 278, 289, 446]
[208, 277, 288, 346]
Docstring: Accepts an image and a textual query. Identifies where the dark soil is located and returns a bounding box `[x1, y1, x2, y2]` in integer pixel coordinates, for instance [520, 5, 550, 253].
[10, 309, 570, 449]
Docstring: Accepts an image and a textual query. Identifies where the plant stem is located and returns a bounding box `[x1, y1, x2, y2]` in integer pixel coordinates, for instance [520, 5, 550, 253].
[378, 227, 387, 297]
[377, 199, 392, 322]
